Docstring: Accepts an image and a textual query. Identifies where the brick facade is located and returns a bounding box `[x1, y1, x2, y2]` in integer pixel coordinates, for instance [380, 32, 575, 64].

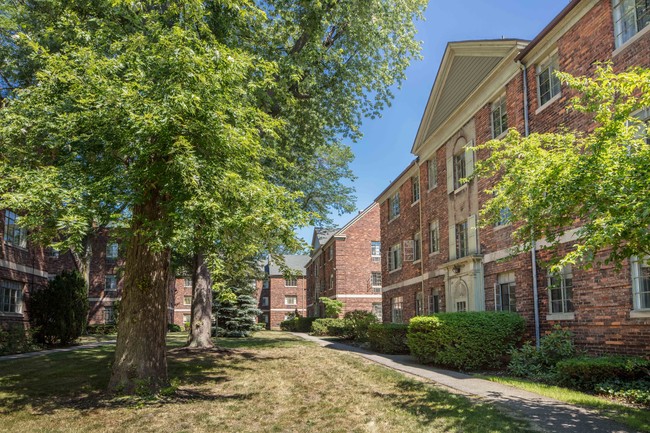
[305, 203, 382, 319]
[379, 0, 650, 356]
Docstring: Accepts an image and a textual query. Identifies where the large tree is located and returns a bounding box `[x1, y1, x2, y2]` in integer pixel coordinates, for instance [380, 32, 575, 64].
[0, 0, 426, 393]
[475, 64, 650, 269]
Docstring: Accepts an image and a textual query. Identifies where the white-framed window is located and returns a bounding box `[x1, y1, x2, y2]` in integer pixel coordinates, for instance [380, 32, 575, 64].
[412, 175, 420, 203]
[537, 52, 561, 107]
[389, 191, 400, 220]
[285, 277, 297, 287]
[455, 220, 469, 259]
[613, 0, 650, 48]
[184, 277, 192, 288]
[328, 245, 334, 261]
[105, 275, 118, 292]
[388, 243, 402, 271]
[631, 257, 650, 310]
[427, 292, 440, 314]
[491, 95, 508, 138]
[548, 265, 573, 314]
[453, 152, 466, 190]
[106, 242, 119, 260]
[285, 295, 297, 306]
[371, 272, 382, 291]
[261, 296, 269, 307]
[371, 241, 381, 262]
[104, 307, 115, 324]
[429, 220, 440, 254]
[372, 303, 383, 321]
[413, 232, 422, 262]
[495, 272, 516, 312]
[415, 291, 424, 316]
[391, 296, 404, 323]
[3, 211, 27, 248]
[183, 295, 192, 305]
[427, 158, 437, 190]
[183, 314, 191, 324]
[0, 280, 23, 313]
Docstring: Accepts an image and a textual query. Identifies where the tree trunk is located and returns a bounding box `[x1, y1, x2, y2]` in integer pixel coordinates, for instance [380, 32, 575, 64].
[187, 252, 214, 348]
[108, 191, 170, 394]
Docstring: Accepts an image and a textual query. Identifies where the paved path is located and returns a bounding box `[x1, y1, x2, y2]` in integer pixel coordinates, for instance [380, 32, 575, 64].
[293, 333, 638, 433]
[0, 340, 116, 361]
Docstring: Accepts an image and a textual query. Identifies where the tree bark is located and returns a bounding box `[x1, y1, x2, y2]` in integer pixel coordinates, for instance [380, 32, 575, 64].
[187, 251, 213, 348]
[108, 190, 170, 394]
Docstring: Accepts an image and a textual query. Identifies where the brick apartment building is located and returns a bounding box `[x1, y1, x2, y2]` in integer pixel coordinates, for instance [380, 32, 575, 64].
[378, 0, 650, 356]
[255, 255, 309, 329]
[305, 203, 383, 319]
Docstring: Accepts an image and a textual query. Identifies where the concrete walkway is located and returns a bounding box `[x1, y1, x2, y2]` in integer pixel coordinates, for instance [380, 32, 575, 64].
[0, 340, 116, 361]
[293, 333, 638, 433]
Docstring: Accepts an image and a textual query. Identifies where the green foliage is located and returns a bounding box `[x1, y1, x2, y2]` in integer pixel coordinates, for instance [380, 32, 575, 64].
[28, 271, 89, 346]
[508, 325, 575, 381]
[595, 379, 650, 407]
[310, 318, 348, 337]
[215, 293, 262, 338]
[474, 64, 650, 268]
[556, 356, 650, 391]
[167, 323, 182, 333]
[319, 297, 344, 318]
[280, 317, 317, 332]
[343, 310, 378, 342]
[0, 326, 40, 355]
[367, 323, 409, 354]
[86, 324, 117, 335]
[407, 312, 526, 371]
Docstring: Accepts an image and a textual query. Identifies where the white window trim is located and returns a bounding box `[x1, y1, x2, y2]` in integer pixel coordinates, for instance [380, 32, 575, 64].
[535, 51, 561, 113]
[427, 159, 438, 191]
[546, 265, 574, 318]
[491, 94, 508, 139]
[285, 296, 298, 306]
[613, 21, 650, 55]
[630, 256, 650, 316]
[388, 191, 401, 222]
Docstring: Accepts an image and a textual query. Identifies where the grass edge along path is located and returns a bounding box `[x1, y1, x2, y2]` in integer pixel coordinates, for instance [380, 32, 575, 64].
[0, 331, 534, 433]
[477, 375, 649, 432]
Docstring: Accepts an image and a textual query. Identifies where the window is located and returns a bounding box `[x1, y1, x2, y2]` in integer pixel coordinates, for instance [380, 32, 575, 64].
[371, 241, 381, 262]
[262, 278, 269, 289]
[415, 292, 424, 316]
[389, 191, 400, 220]
[106, 242, 119, 260]
[491, 95, 508, 138]
[0, 280, 22, 313]
[3, 211, 27, 248]
[371, 272, 382, 291]
[262, 313, 269, 324]
[427, 159, 437, 189]
[413, 232, 421, 262]
[428, 292, 440, 314]
[328, 245, 333, 261]
[47, 247, 60, 259]
[388, 243, 402, 271]
[183, 295, 192, 305]
[495, 273, 516, 312]
[391, 296, 404, 323]
[285, 295, 297, 306]
[537, 52, 561, 107]
[372, 303, 383, 321]
[456, 301, 467, 312]
[261, 296, 269, 307]
[183, 314, 191, 324]
[330, 274, 334, 290]
[548, 265, 574, 314]
[455, 220, 469, 259]
[495, 206, 512, 227]
[105, 275, 118, 292]
[453, 152, 466, 190]
[412, 175, 420, 203]
[613, 0, 650, 47]
[631, 257, 650, 310]
[285, 277, 297, 287]
[184, 277, 192, 288]
[429, 221, 439, 254]
[104, 307, 115, 324]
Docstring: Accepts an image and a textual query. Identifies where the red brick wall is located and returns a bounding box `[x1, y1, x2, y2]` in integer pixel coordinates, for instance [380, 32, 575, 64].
[265, 275, 306, 329]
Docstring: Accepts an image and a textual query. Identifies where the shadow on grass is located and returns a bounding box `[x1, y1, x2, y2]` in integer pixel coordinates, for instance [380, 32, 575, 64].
[372, 379, 533, 432]
[0, 335, 292, 415]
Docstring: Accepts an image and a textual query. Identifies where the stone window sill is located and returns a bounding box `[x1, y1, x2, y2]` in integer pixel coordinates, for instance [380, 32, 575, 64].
[629, 309, 650, 319]
[546, 312, 575, 321]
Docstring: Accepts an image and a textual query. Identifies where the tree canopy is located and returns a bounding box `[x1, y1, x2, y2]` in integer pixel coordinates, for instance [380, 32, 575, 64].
[475, 64, 650, 269]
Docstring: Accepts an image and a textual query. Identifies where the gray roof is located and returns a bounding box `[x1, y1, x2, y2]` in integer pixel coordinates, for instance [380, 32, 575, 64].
[314, 227, 339, 247]
[267, 255, 310, 276]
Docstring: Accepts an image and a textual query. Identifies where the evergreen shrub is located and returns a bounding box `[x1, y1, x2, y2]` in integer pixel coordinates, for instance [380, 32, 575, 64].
[407, 312, 525, 370]
[311, 318, 348, 337]
[556, 356, 650, 391]
[367, 323, 409, 354]
[280, 317, 316, 332]
[343, 310, 378, 342]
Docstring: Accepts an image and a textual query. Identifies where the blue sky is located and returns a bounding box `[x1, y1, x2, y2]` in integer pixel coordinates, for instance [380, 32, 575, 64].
[296, 0, 570, 245]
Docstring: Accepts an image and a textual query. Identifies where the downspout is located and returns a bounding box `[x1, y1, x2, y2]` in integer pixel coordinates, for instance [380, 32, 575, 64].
[518, 60, 541, 349]
[417, 159, 426, 316]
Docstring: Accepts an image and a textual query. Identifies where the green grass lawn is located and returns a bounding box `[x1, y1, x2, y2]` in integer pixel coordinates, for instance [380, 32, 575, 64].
[0, 331, 535, 433]
[477, 375, 650, 432]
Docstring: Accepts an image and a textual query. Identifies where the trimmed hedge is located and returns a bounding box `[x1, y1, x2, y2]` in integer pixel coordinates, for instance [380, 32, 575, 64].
[343, 310, 378, 342]
[280, 317, 317, 332]
[407, 312, 525, 370]
[556, 356, 650, 391]
[311, 318, 348, 337]
[367, 323, 409, 354]
[86, 324, 117, 335]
